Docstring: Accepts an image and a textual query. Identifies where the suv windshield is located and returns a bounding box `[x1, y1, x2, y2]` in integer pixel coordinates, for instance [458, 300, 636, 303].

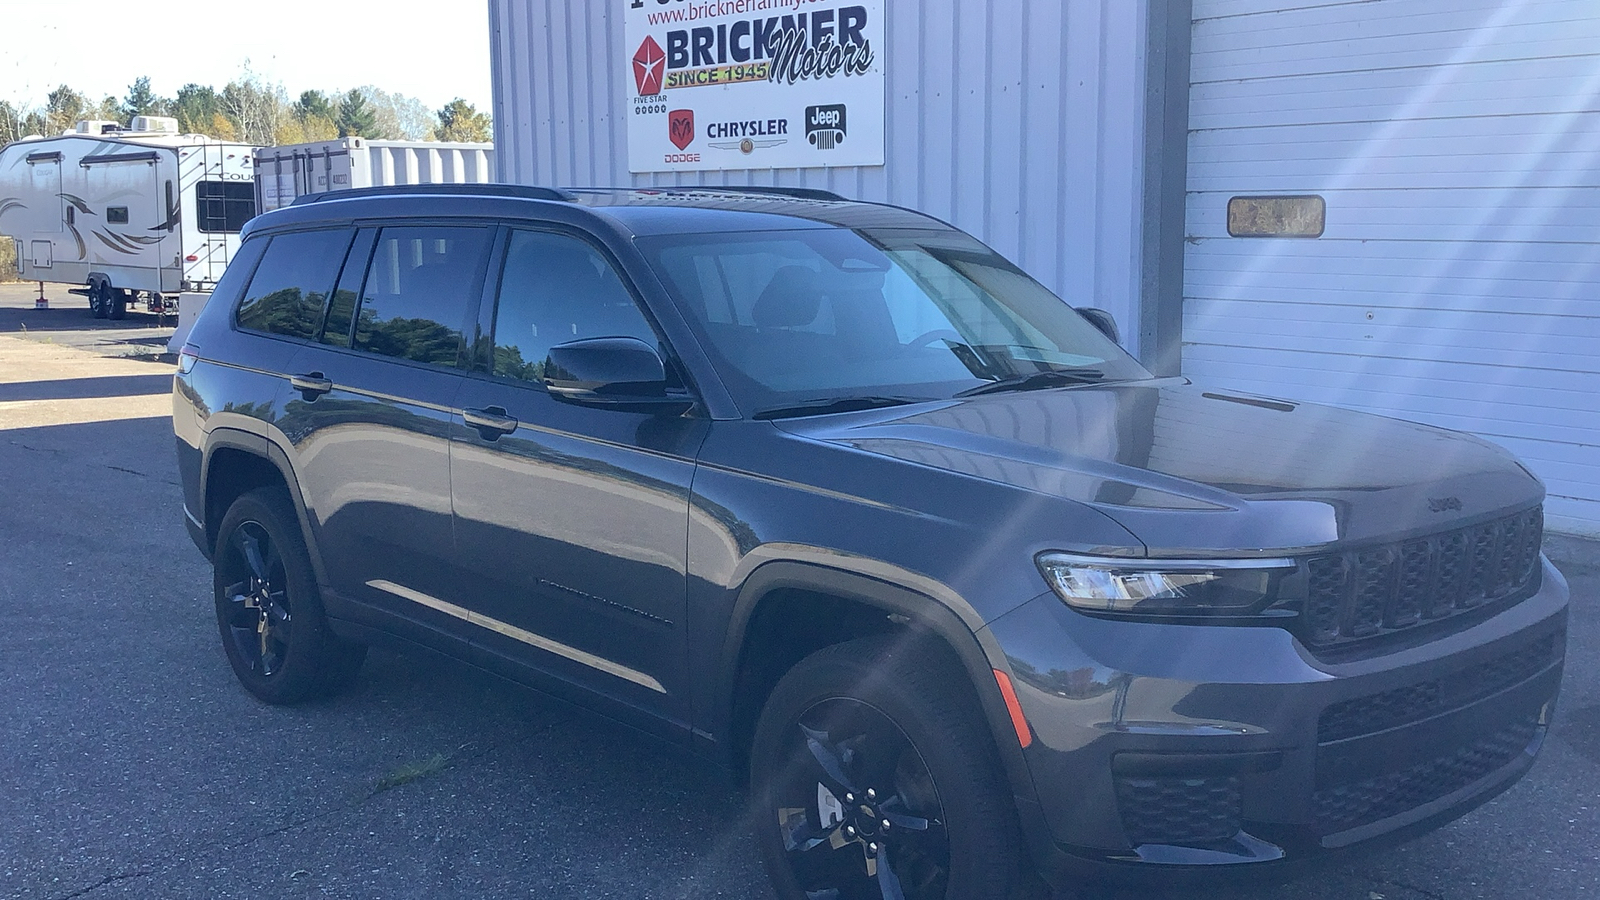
[638, 227, 1151, 413]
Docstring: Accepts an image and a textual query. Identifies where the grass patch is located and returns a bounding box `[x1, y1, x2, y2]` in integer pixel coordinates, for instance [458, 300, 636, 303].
[372, 752, 452, 794]
[0, 239, 17, 283]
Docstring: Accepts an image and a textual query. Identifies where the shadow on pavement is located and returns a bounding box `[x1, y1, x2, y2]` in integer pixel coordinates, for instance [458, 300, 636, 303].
[0, 373, 175, 402]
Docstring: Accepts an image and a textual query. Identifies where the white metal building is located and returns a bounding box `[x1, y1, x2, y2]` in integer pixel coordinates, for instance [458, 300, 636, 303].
[490, 0, 1600, 535]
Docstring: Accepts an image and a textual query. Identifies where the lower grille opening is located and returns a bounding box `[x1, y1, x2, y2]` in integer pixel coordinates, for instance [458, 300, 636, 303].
[1115, 774, 1242, 846]
[1313, 717, 1539, 835]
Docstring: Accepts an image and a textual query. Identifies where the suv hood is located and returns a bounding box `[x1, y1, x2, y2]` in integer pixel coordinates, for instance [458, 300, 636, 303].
[774, 382, 1543, 556]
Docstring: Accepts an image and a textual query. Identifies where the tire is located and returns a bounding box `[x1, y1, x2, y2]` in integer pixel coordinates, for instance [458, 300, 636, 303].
[213, 487, 367, 704]
[88, 281, 108, 319]
[751, 636, 1031, 900]
[106, 287, 127, 320]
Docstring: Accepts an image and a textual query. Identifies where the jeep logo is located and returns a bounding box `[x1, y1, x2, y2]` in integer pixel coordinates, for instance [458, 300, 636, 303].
[805, 104, 847, 150]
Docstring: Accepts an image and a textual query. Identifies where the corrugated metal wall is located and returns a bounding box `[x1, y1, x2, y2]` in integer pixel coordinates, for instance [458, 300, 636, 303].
[489, 0, 1155, 359]
[1182, 0, 1600, 534]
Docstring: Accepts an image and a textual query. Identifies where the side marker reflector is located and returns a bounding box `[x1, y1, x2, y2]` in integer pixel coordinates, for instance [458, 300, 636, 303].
[993, 668, 1033, 749]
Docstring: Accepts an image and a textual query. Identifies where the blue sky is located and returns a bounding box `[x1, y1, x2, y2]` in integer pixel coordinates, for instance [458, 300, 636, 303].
[4, 2, 494, 112]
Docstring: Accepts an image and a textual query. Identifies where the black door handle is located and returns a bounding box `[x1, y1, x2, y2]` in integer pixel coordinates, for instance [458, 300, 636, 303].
[289, 372, 333, 399]
[463, 406, 519, 440]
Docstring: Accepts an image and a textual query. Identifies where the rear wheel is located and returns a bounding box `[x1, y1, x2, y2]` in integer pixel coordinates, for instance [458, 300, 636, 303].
[106, 287, 127, 320]
[751, 637, 1031, 900]
[213, 487, 366, 704]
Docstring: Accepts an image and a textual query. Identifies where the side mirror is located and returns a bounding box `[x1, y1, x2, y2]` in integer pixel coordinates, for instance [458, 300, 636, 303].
[544, 337, 693, 414]
[1075, 307, 1120, 345]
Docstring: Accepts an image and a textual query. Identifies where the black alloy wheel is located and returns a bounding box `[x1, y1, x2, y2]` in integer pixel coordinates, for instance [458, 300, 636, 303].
[219, 518, 293, 678]
[213, 488, 366, 704]
[752, 637, 1032, 900]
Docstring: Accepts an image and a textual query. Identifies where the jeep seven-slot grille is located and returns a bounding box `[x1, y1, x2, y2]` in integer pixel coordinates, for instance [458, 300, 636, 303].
[1301, 507, 1543, 648]
[1317, 633, 1560, 743]
[1313, 717, 1539, 834]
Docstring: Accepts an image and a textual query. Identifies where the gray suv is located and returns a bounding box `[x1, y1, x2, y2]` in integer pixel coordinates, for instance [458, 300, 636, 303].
[173, 185, 1569, 899]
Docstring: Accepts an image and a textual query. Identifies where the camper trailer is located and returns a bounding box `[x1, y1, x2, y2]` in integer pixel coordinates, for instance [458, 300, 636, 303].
[0, 118, 257, 319]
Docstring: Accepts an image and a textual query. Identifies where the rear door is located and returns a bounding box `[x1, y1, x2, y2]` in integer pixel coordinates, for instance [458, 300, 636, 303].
[448, 226, 707, 728]
[278, 223, 492, 626]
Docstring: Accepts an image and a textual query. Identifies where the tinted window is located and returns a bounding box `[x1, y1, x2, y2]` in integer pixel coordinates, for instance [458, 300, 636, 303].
[196, 181, 256, 233]
[318, 230, 377, 348]
[235, 230, 354, 340]
[491, 230, 657, 383]
[640, 228, 1148, 406]
[353, 226, 490, 367]
[105, 206, 129, 224]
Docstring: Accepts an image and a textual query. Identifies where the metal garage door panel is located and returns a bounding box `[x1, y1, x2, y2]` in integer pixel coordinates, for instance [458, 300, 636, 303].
[1184, 0, 1600, 532]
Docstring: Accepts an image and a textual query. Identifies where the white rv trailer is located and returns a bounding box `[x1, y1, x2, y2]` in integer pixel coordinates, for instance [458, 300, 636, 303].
[253, 138, 495, 213]
[0, 117, 257, 319]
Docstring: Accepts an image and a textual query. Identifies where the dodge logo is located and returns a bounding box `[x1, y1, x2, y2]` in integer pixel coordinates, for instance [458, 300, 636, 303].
[633, 36, 666, 96]
[669, 109, 696, 150]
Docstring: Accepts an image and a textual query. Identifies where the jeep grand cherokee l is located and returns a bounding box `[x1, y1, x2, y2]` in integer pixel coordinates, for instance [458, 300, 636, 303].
[173, 185, 1569, 899]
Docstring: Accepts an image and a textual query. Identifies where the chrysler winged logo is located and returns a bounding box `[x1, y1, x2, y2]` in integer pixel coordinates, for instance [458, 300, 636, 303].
[633, 36, 666, 96]
[668, 109, 696, 150]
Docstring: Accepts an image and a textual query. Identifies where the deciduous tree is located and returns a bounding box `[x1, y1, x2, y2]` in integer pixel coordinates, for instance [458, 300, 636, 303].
[435, 99, 491, 143]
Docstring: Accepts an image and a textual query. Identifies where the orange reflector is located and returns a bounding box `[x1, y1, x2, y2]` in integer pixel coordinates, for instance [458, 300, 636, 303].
[993, 668, 1033, 749]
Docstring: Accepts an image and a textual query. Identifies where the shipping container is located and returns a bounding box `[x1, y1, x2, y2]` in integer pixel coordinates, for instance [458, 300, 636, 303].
[253, 138, 495, 212]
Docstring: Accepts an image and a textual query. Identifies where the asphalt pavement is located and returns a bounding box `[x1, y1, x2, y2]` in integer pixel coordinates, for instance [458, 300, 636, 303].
[0, 288, 1595, 900]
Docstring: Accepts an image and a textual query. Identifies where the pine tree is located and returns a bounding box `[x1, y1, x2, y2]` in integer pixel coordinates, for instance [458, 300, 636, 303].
[336, 89, 377, 138]
[121, 76, 166, 123]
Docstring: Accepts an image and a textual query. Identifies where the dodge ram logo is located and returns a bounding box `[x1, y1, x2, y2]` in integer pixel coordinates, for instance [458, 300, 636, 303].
[669, 109, 696, 150]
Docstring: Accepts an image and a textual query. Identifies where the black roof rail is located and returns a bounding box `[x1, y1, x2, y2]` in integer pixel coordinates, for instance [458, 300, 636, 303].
[672, 185, 848, 202]
[290, 183, 575, 206]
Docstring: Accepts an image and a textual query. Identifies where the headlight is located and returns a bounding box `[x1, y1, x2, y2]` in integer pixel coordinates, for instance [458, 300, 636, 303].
[1036, 552, 1296, 616]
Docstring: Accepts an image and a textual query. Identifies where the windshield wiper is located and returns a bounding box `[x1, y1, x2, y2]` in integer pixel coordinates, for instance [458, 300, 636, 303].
[751, 395, 933, 420]
[954, 367, 1105, 398]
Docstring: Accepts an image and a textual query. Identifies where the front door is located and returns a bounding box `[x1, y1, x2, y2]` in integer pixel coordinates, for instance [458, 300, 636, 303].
[449, 227, 707, 727]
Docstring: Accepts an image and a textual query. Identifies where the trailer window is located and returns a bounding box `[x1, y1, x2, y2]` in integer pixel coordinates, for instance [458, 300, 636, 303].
[106, 207, 129, 225]
[196, 181, 256, 233]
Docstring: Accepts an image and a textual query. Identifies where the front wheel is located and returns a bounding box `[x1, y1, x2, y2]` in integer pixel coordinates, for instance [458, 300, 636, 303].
[751, 637, 1032, 900]
[88, 282, 108, 319]
[213, 487, 366, 704]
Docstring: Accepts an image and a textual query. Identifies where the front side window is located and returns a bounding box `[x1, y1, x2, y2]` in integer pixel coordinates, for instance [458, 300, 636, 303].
[196, 180, 256, 233]
[352, 226, 490, 367]
[640, 227, 1149, 410]
[491, 230, 658, 384]
[235, 230, 355, 340]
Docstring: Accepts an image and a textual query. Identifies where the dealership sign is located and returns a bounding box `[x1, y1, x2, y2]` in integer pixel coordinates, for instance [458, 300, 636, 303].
[625, 0, 885, 172]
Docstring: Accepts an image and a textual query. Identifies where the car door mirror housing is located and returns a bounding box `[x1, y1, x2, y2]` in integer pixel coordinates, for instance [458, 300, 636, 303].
[1075, 307, 1120, 345]
[544, 337, 694, 413]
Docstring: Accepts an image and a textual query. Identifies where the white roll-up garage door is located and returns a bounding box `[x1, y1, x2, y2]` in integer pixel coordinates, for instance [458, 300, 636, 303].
[1182, 0, 1600, 535]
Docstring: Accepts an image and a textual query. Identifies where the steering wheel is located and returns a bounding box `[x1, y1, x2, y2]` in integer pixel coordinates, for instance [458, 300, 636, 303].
[905, 329, 963, 350]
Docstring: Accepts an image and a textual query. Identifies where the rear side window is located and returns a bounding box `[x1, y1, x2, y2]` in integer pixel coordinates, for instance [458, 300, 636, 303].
[235, 230, 355, 340]
[196, 181, 256, 233]
[352, 226, 490, 367]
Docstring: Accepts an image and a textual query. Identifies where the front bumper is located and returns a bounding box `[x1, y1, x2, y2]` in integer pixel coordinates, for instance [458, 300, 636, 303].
[982, 556, 1568, 882]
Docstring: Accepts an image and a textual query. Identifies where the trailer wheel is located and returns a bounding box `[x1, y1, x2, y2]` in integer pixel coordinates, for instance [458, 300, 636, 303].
[88, 281, 109, 319]
[107, 287, 127, 320]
